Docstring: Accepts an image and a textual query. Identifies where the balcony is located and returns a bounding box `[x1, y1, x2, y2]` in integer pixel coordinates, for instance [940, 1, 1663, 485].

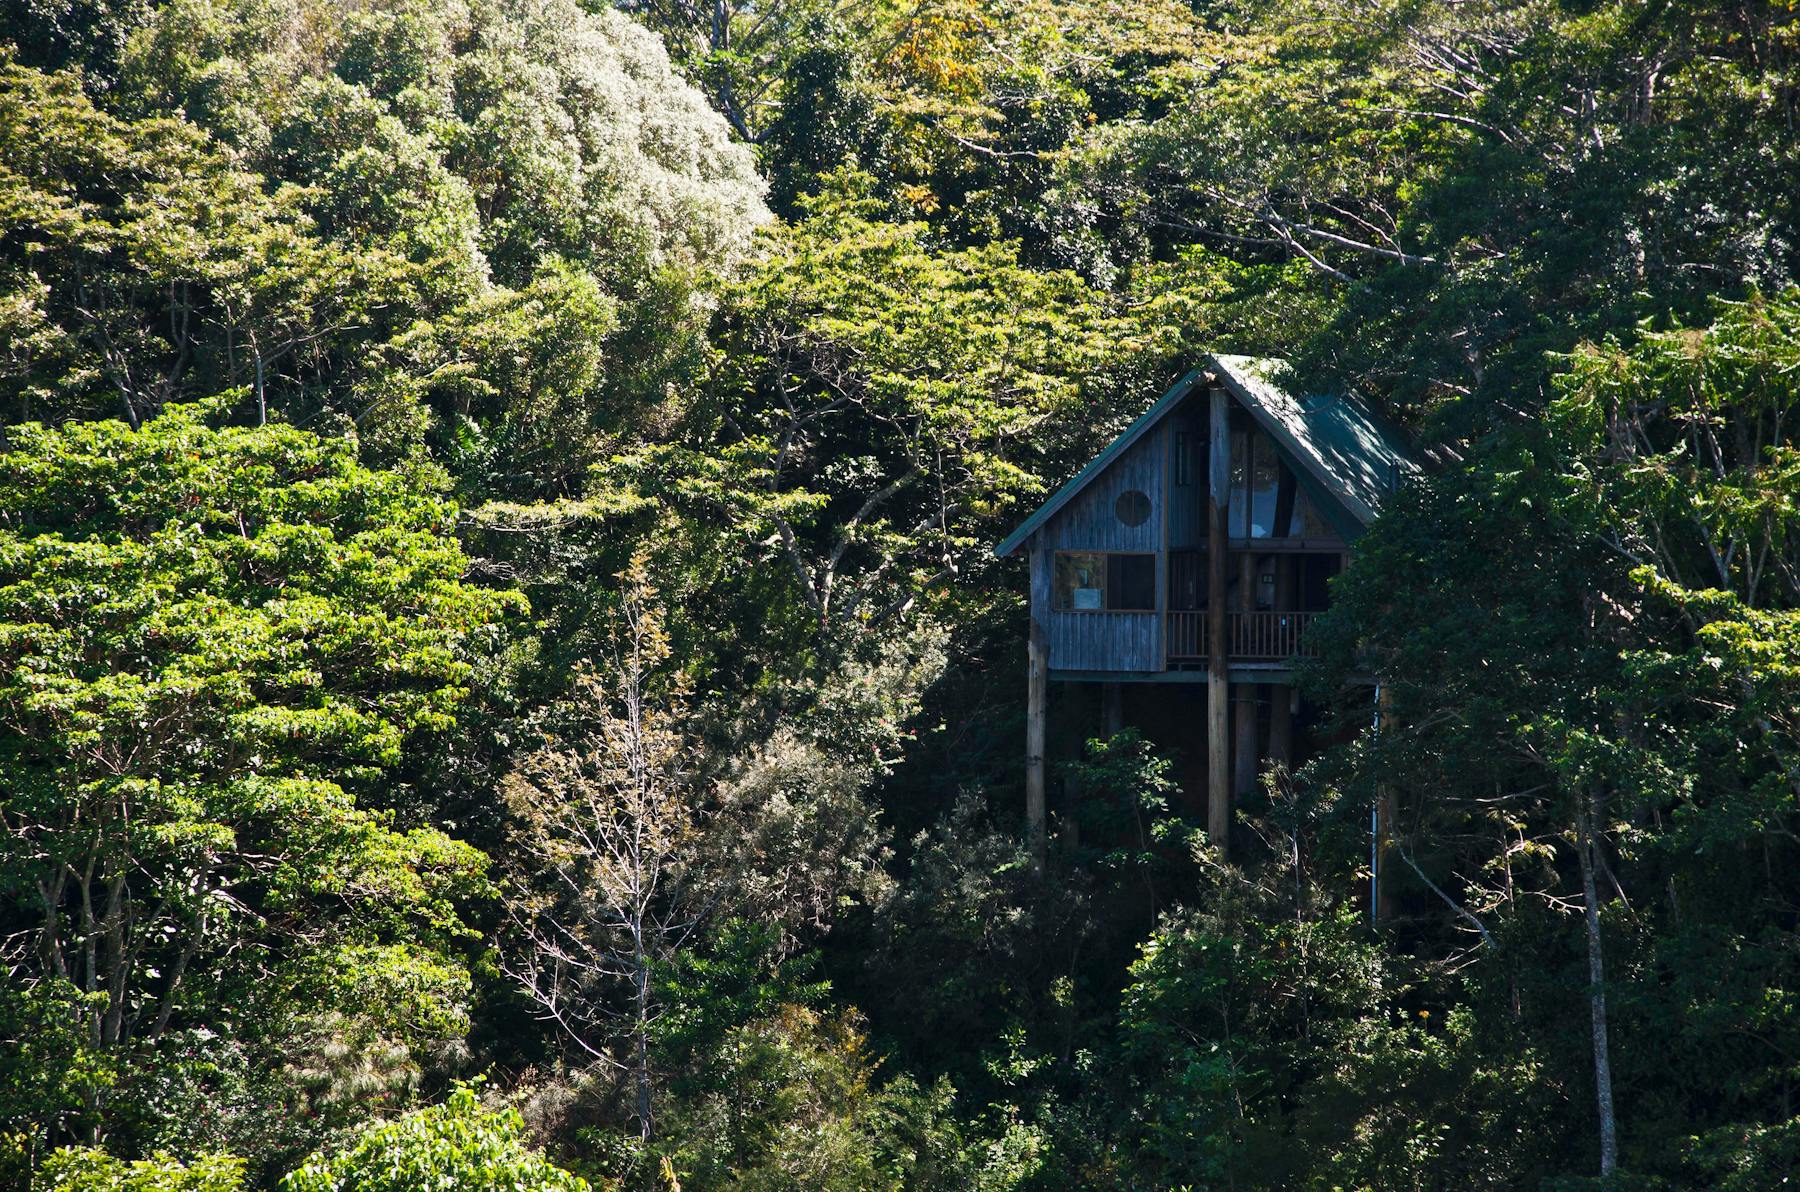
[1166, 610, 1319, 664]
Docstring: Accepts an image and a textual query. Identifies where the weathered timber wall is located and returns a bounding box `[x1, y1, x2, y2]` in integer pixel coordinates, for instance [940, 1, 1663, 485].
[1035, 424, 1167, 671]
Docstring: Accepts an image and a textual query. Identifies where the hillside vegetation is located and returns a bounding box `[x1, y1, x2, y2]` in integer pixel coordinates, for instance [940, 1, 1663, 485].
[3, 1, 1799, 1188]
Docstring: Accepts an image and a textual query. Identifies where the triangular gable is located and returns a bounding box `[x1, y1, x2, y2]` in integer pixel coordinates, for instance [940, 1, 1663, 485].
[994, 355, 1417, 558]
[992, 366, 1205, 558]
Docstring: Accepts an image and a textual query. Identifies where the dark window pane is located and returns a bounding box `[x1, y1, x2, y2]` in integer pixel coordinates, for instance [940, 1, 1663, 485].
[1229, 432, 1248, 537]
[1108, 554, 1156, 611]
[1296, 488, 1335, 539]
[1170, 551, 1207, 610]
[1249, 431, 1279, 537]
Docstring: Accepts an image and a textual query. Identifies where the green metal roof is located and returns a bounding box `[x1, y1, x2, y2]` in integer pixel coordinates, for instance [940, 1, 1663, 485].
[993, 354, 1418, 558]
[1210, 355, 1419, 529]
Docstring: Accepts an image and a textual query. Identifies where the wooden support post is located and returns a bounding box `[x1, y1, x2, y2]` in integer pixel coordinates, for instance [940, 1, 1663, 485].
[1026, 610, 1048, 869]
[1232, 553, 1260, 800]
[1233, 685, 1260, 800]
[1375, 683, 1398, 922]
[1206, 385, 1231, 853]
[1103, 681, 1124, 738]
[1267, 557, 1297, 775]
[1268, 685, 1295, 776]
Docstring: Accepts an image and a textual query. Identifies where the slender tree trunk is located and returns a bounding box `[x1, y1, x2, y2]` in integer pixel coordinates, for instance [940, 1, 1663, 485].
[634, 941, 654, 1144]
[1576, 787, 1619, 1177]
[1375, 685, 1398, 924]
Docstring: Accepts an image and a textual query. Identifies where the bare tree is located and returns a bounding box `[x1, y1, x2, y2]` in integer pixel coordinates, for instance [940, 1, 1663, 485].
[501, 557, 703, 1143]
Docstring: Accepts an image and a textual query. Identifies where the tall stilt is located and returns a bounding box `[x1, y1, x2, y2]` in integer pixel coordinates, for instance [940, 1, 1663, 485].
[1233, 553, 1260, 800]
[1233, 684, 1261, 799]
[1267, 685, 1295, 775]
[1206, 384, 1231, 854]
[1026, 610, 1048, 869]
[1375, 683, 1398, 922]
[1267, 556, 1297, 778]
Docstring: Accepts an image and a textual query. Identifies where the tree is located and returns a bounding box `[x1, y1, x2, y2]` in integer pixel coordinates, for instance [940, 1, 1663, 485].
[0, 403, 520, 1153]
[279, 1085, 587, 1192]
[0, 57, 418, 433]
[1308, 290, 1800, 1182]
[620, 191, 1145, 646]
[1084, 0, 1800, 422]
[41, 1147, 245, 1192]
[618, 0, 828, 144]
[501, 559, 703, 1143]
[121, 0, 769, 289]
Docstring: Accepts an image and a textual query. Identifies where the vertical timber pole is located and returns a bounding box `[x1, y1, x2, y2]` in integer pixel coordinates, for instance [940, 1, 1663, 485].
[1207, 384, 1231, 854]
[1267, 556, 1297, 774]
[1026, 579, 1048, 870]
[1233, 553, 1261, 801]
[1375, 682, 1398, 922]
[1103, 682, 1124, 738]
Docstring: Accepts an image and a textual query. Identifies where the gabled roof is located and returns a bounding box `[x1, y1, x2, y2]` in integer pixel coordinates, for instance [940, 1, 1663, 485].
[994, 354, 1418, 558]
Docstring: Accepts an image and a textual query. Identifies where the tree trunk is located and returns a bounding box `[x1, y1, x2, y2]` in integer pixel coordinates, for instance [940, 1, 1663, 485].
[634, 944, 655, 1143]
[1375, 685, 1398, 924]
[1576, 787, 1619, 1177]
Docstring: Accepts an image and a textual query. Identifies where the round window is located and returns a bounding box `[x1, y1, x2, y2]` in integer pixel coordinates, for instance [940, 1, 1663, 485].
[1115, 489, 1151, 527]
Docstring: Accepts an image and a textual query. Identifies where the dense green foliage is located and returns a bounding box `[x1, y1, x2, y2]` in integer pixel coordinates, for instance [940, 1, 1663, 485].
[0, 404, 516, 1173]
[4, 0, 1800, 1188]
[279, 1086, 586, 1192]
[42, 1147, 246, 1192]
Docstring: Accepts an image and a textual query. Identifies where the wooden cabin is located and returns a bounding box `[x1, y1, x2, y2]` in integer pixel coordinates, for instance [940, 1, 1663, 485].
[995, 354, 1417, 858]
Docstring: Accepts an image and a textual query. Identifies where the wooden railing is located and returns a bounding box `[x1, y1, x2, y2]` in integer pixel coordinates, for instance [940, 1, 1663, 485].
[1167, 610, 1206, 659]
[1166, 610, 1318, 662]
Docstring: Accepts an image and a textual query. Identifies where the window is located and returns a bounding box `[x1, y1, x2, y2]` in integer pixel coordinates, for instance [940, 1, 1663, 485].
[1229, 431, 1249, 537]
[1054, 552, 1156, 612]
[1249, 438, 1280, 537]
[1115, 489, 1151, 527]
[1173, 431, 1193, 486]
[1229, 428, 1338, 540]
[1290, 486, 1335, 539]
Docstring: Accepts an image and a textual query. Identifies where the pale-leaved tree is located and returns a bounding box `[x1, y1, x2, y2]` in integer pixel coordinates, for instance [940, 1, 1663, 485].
[501, 558, 702, 1143]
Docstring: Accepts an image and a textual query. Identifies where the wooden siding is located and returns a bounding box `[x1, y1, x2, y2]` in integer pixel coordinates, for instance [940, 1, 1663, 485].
[1166, 411, 1207, 550]
[1036, 426, 1166, 671]
[1020, 370, 1392, 677]
[1049, 610, 1160, 671]
[1040, 425, 1165, 554]
[1030, 544, 1050, 634]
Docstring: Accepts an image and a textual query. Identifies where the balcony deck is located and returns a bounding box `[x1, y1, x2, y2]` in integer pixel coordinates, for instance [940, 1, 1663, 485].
[1166, 609, 1320, 664]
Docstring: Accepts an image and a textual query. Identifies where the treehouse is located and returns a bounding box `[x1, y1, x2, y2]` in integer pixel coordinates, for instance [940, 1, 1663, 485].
[995, 355, 1418, 857]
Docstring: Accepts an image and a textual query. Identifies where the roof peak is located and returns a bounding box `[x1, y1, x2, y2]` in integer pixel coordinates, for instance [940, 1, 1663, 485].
[994, 353, 1418, 559]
